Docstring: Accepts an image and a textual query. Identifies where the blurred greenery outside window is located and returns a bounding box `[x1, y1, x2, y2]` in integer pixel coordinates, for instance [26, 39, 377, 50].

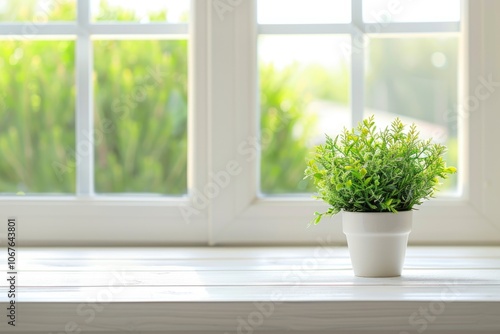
[0, 0, 189, 195]
[0, 0, 461, 198]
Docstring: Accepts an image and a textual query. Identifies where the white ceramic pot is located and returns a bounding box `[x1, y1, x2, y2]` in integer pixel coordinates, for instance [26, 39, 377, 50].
[342, 211, 413, 277]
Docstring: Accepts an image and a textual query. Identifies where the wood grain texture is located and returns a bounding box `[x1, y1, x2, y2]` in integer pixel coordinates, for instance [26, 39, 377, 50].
[0, 247, 499, 333]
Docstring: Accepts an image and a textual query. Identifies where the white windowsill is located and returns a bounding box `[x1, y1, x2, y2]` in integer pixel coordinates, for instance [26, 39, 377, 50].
[1, 247, 499, 333]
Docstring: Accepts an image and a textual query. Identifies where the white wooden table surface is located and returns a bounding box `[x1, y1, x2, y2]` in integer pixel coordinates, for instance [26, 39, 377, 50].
[1, 247, 500, 333]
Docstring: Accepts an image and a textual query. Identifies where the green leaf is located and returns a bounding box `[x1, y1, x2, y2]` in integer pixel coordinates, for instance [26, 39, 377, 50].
[446, 166, 457, 174]
[363, 176, 372, 186]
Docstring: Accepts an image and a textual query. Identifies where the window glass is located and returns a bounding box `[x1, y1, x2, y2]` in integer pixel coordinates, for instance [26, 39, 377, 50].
[259, 35, 350, 194]
[92, 0, 189, 23]
[363, 0, 460, 23]
[258, 0, 351, 24]
[94, 40, 188, 194]
[0, 41, 76, 194]
[0, 0, 76, 21]
[365, 37, 459, 192]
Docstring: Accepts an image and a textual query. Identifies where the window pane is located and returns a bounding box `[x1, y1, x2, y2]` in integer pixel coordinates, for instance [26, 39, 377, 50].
[260, 35, 350, 194]
[92, 0, 189, 23]
[0, 0, 76, 21]
[0, 41, 76, 194]
[94, 40, 188, 194]
[363, 0, 460, 23]
[258, 0, 351, 24]
[365, 37, 459, 193]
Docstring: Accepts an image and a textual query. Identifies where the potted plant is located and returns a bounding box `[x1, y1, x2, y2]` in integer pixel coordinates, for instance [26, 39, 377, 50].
[305, 116, 456, 277]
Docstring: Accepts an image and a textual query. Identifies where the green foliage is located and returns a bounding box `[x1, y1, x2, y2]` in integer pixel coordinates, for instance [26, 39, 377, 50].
[0, 1, 459, 196]
[93, 39, 188, 194]
[0, 40, 76, 193]
[0, 0, 76, 21]
[0, 1, 310, 195]
[299, 64, 349, 105]
[260, 63, 319, 193]
[260, 61, 350, 194]
[305, 116, 457, 224]
[0, 2, 189, 194]
[95, 1, 171, 22]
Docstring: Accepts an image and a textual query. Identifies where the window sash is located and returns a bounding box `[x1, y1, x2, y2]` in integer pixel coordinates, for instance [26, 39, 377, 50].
[0, 0, 208, 245]
[207, 0, 500, 245]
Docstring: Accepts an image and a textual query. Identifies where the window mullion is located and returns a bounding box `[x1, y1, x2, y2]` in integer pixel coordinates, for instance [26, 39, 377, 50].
[351, 0, 364, 127]
[76, 0, 94, 196]
[207, 0, 258, 245]
[188, 0, 210, 241]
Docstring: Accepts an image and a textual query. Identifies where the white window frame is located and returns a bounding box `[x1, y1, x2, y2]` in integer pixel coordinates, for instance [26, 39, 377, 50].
[0, 0, 209, 245]
[206, 0, 500, 245]
[1, 0, 499, 246]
